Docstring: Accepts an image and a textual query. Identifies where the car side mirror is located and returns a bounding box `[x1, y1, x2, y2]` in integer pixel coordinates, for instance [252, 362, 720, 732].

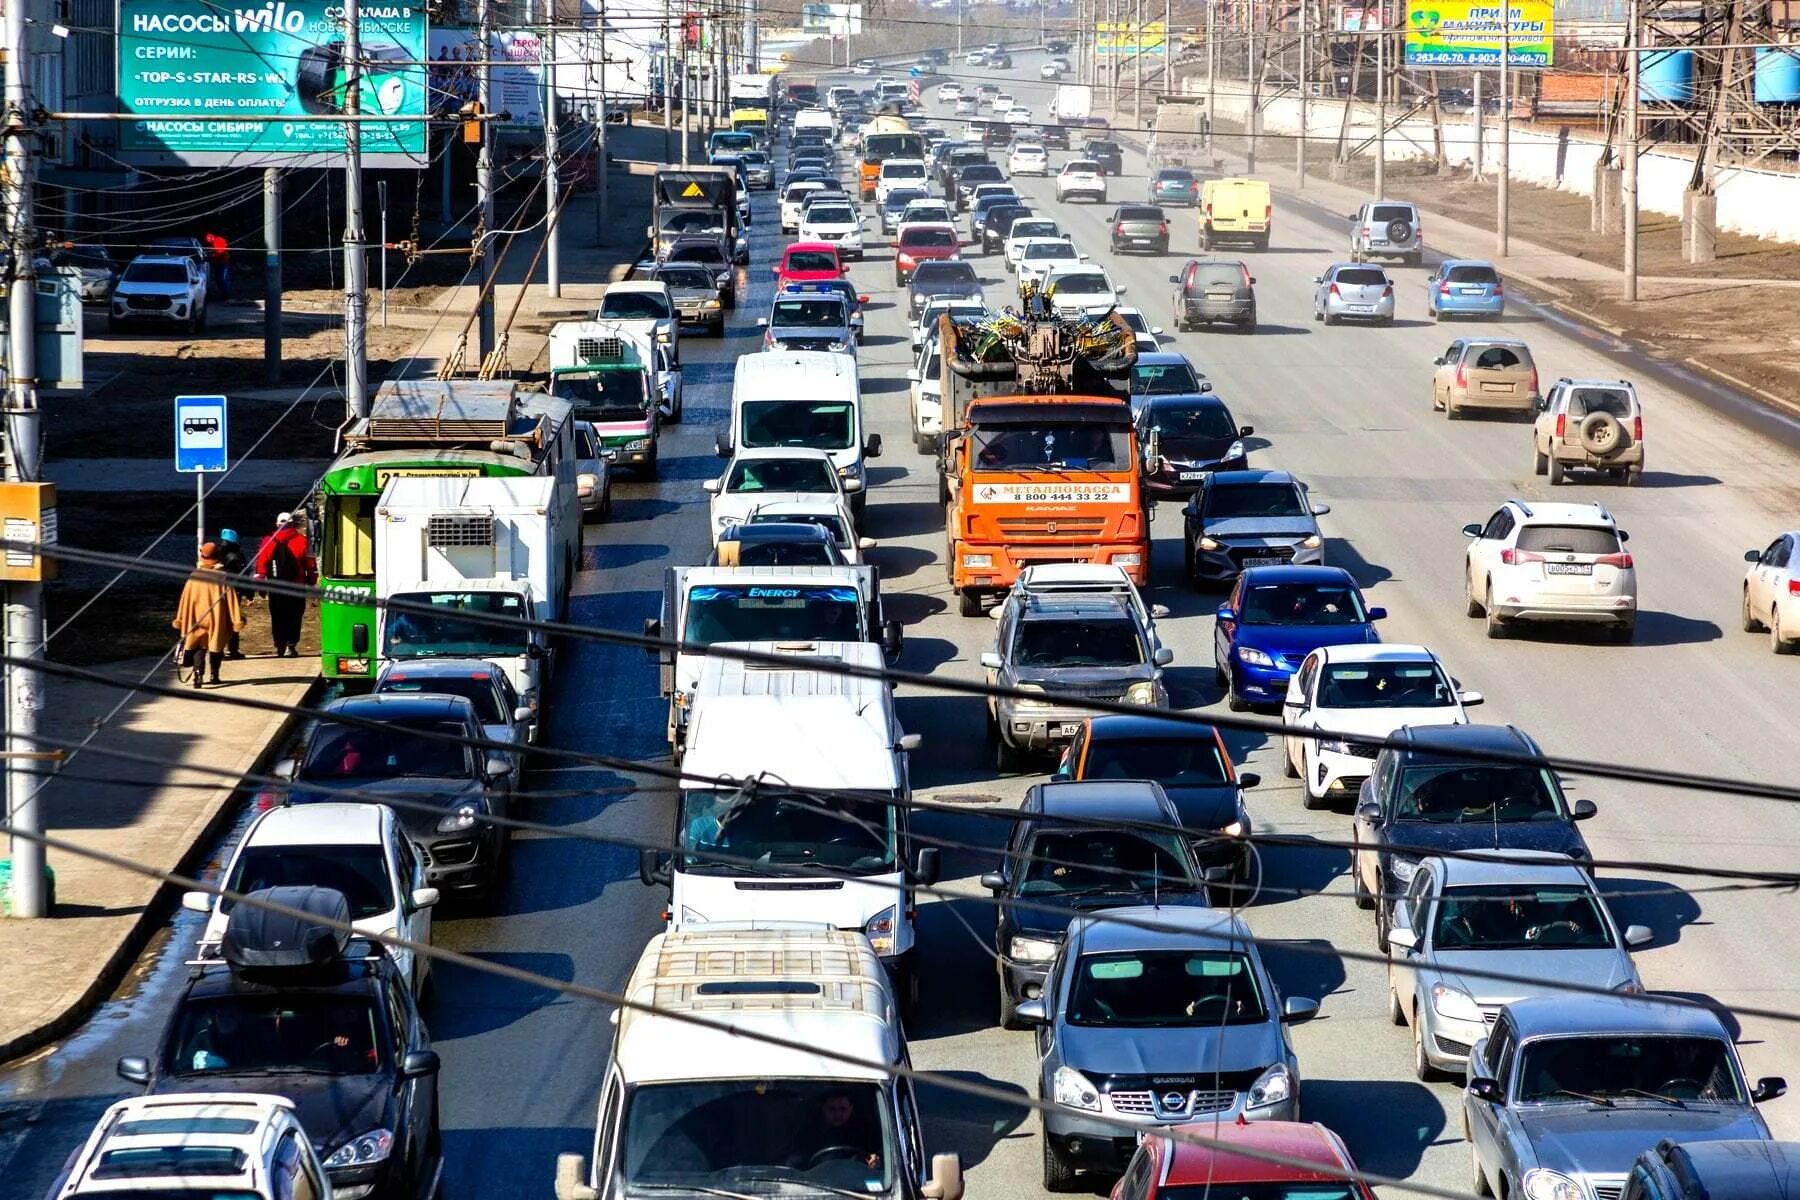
[1624, 924, 1653, 947]
[407, 886, 441, 913]
[1239, 425, 1255, 436]
[1746, 549, 1764, 563]
[1618, 530, 1630, 543]
[1754, 1077, 1788, 1103]
[1356, 800, 1381, 822]
[859, 537, 878, 551]
[1116, 285, 1127, 295]
[923, 1153, 965, 1200]
[756, 317, 769, 327]
[1311, 276, 1323, 284]
[1239, 772, 1260, 788]
[484, 754, 513, 781]
[865, 434, 883, 458]
[117, 1055, 152, 1085]
[1311, 502, 1331, 515]
[1462, 522, 1484, 538]
[271, 758, 297, 781]
[1153, 646, 1174, 667]
[1281, 996, 1319, 1023]
[1458, 689, 1485, 706]
[401, 1049, 442, 1078]
[980, 650, 1002, 670]
[842, 477, 864, 493]
[1346, 213, 1360, 222]
[639, 847, 672, 887]
[1150, 604, 1170, 619]
[1214, 605, 1235, 623]
[915, 846, 941, 884]
[1249, 277, 1257, 285]
[1151, 326, 1164, 335]
[769, 266, 779, 277]
[702, 478, 722, 495]
[181, 890, 213, 913]
[1368, 606, 1388, 620]
[1387, 926, 1418, 951]
[1168, 274, 1181, 284]
[1572, 799, 1598, 821]
[1014, 999, 1049, 1025]
[979, 871, 1007, 892]
[1468, 1077, 1504, 1104]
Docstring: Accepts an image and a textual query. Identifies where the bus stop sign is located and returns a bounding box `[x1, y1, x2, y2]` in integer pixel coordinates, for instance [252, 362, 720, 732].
[175, 395, 228, 473]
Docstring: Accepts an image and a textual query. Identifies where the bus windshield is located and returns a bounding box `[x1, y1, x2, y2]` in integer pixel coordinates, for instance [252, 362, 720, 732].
[863, 133, 925, 163]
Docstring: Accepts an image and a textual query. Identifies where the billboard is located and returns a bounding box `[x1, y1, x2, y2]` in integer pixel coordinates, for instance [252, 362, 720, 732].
[1096, 21, 1167, 55]
[429, 28, 544, 127]
[1405, 0, 1553, 67]
[801, 3, 862, 34]
[117, 0, 429, 167]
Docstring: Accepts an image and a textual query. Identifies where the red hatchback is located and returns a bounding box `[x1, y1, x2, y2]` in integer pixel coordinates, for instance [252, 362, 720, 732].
[1110, 1119, 1375, 1200]
[772, 241, 843, 289]
[894, 223, 962, 285]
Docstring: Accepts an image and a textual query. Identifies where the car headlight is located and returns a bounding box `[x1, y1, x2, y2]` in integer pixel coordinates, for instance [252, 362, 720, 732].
[1317, 738, 1348, 754]
[324, 1129, 394, 1169]
[1198, 536, 1222, 552]
[1124, 680, 1161, 706]
[1237, 646, 1275, 668]
[1522, 1170, 1583, 1200]
[1431, 983, 1484, 1022]
[1111, 553, 1142, 567]
[1221, 819, 1246, 837]
[702, 299, 720, 309]
[436, 802, 482, 834]
[1010, 933, 1058, 963]
[678, 905, 708, 924]
[1013, 682, 1054, 709]
[962, 553, 993, 568]
[1300, 534, 1324, 549]
[864, 906, 898, 955]
[1388, 856, 1418, 884]
[1246, 1062, 1293, 1110]
[1052, 1065, 1102, 1111]
[1225, 440, 1246, 460]
[829, 340, 849, 351]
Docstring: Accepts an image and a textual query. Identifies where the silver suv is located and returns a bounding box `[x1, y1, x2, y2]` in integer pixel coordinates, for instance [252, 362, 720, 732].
[1349, 200, 1423, 265]
[981, 593, 1172, 770]
[1534, 378, 1644, 485]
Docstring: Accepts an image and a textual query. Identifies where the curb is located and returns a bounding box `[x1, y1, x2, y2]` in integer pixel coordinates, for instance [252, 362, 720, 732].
[0, 674, 325, 1066]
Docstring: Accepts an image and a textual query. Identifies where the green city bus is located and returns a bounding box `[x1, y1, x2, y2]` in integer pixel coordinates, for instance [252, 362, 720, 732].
[315, 379, 576, 680]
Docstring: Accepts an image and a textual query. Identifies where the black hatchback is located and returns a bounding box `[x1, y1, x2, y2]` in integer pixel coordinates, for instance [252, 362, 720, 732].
[1083, 138, 1125, 176]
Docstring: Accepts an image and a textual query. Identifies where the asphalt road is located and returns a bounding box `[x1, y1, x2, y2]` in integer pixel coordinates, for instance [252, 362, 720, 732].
[6, 48, 1800, 1200]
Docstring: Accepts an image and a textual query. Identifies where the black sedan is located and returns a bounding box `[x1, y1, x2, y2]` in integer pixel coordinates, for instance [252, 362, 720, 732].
[978, 203, 1033, 256]
[1135, 393, 1254, 498]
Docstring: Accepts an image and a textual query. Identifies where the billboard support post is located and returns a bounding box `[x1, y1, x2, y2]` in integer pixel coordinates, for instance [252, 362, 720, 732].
[1497, 0, 1510, 256]
[343, 0, 369, 418]
[264, 168, 283, 386]
[1375, 16, 1385, 198]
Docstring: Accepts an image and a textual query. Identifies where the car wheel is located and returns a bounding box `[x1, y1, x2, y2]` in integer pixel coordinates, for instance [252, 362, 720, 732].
[1484, 586, 1507, 639]
[1375, 898, 1391, 952]
[1431, 305, 1441, 322]
[1472, 1148, 1493, 1197]
[1213, 654, 1226, 688]
[1548, 457, 1565, 485]
[1533, 445, 1549, 475]
[1352, 848, 1375, 910]
[1322, 310, 1336, 326]
[1414, 1017, 1441, 1082]
[1042, 1134, 1077, 1192]
[1466, 572, 1484, 618]
[1388, 983, 1406, 1026]
[1283, 739, 1299, 778]
[1626, 466, 1643, 486]
[998, 974, 1026, 1031]
[957, 589, 984, 618]
[1446, 396, 1460, 419]
[1311, 306, 1322, 323]
[1744, 588, 1763, 632]
[1773, 606, 1792, 654]
[1226, 682, 1250, 713]
[996, 734, 1025, 773]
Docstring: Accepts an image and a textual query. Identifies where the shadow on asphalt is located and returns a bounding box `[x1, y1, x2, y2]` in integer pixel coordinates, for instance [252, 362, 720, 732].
[1325, 536, 1396, 590]
[870, 544, 940, 582]
[1304, 1077, 1447, 1179]
[1252, 834, 1352, 907]
[1258, 936, 1350, 1006]
[1596, 876, 1705, 951]
[916, 1070, 1034, 1171]
[586, 542, 671, 572]
[425, 951, 576, 1041]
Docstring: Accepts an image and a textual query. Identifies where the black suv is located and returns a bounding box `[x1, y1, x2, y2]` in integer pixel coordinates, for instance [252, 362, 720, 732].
[119, 886, 442, 1200]
[1083, 138, 1124, 176]
[979, 780, 1210, 1028]
[1353, 723, 1595, 950]
[978, 203, 1033, 256]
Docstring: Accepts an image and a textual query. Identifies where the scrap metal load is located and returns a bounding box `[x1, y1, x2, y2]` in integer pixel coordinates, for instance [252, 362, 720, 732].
[940, 297, 1137, 401]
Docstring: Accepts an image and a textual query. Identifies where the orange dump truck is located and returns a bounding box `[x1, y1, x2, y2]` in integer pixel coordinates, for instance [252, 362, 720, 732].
[857, 117, 925, 200]
[937, 308, 1148, 616]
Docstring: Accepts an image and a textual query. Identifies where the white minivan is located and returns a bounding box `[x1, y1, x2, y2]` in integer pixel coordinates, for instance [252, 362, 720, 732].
[639, 641, 937, 1007]
[554, 927, 965, 1200]
[718, 350, 881, 519]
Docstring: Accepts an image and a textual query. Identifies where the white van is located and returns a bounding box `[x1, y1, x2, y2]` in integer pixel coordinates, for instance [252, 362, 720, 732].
[877, 158, 929, 206]
[554, 926, 964, 1200]
[793, 108, 835, 139]
[639, 641, 936, 1005]
[719, 350, 881, 519]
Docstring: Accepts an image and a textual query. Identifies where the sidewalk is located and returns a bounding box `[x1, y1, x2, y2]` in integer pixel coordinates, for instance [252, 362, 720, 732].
[0, 653, 317, 1063]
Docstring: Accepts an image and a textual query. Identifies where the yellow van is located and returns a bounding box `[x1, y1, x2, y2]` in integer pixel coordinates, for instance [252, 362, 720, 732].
[1199, 177, 1273, 250]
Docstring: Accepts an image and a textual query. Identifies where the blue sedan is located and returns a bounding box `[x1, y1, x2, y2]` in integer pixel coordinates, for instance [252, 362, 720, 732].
[1213, 565, 1386, 711]
[1426, 259, 1505, 320]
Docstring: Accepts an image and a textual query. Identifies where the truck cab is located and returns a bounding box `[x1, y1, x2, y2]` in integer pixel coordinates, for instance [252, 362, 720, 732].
[548, 320, 673, 475]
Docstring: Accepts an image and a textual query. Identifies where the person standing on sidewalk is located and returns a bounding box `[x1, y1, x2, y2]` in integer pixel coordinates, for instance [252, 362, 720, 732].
[216, 528, 251, 660]
[173, 543, 244, 689]
[254, 511, 317, 658]
[202, 230, 231, 303]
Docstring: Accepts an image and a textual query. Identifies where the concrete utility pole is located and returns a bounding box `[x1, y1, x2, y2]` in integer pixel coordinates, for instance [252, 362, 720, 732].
[3, 0, 45, 919]
[1623, 0, 1640, 300]
[544, 22, 562, 297]
[1374, 13, 1385, 197]
[595, 21, 609, 245]
[1133, 0, 1144, 130]
[343, 0, 369, 416]
[1497, 0, 1511, 256]
[1247, 0, 1260, 173]
[477, 0, 496, 360]
[264, 168, 283, 386]
[681, 27, 691, 166]
[1297, 0, 1308, 187]
[1205, 0, 1215, 152]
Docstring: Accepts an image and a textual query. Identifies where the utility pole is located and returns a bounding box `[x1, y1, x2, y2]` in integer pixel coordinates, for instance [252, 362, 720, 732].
[3, 0, 45, 919]
[1623, 0, 1639, 300]
[595, 21, 609, 245]
[1247, 0, 1260, 173]
[1133, 0, 1144, 130]
[1496, 0, 1510, 256]
[1374, 12, 1385, 197]
[680, 25, 691, 166]
[343, 0, 369, 416]
[544, 22, 561, 297]
[477, 0, 496, 360]
[1297, 0, 1308, 187]
[263, 168, 282, 386]
[1205, 0, 1215, 152]
[663, 12, 674, 164]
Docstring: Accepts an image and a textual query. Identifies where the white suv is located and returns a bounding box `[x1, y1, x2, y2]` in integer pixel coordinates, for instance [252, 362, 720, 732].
[1055, 159, 1107, 203]
[1461, 499, 1637, 641]
[51, 1093, 330, 1199]
[110, 254, 207, 333]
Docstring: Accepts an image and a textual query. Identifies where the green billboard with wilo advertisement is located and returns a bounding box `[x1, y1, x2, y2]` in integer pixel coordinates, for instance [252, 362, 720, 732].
[117, 0, 429, 166]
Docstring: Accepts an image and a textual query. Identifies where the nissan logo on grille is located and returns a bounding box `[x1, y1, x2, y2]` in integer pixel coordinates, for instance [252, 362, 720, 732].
[1160, 1092, 1187, 1111]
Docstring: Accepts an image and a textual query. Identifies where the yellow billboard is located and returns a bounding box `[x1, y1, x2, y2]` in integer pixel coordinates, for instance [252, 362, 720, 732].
[1405, 0, 1554, 68]
[1096, 21, 1168, 55]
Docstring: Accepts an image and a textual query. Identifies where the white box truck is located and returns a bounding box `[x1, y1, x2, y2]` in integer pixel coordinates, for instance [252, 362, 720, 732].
[375, 475, 578, 729]
[1051, 83, 1092, 124]
[638, 643, 937, 1008]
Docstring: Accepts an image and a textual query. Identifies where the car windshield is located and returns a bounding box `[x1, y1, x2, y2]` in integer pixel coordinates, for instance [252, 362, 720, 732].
[301, 718, 469, 782]
[1025, 242, 1077, 262]
[551, 370, 650, 422]
[169, 995, 382, 1076]
[1516, 1036, 1743, 1105]
[124, 262, 188, 284]
[1567, 388, 1635, 418]
[1066, 160, 1101, 173]
[1432, 883, 1613, 950]
[913, 263, 976, 287]
[883, 162, 926, 178]
[1017, 828, 1194, 897]
[1013, 221, 1060, 239]
[620, 1080, 896, 1194]
[1117, 206, 1163, 221]
[1239, 583, 1365, 625]
[726, 457, 837, 493]
[1068, 950, 1267, 1027]
[1318, 661, 1453, 707]
[685, 584, 861, 644]
[742, 401, 854, 450]
[1335, 268, 1388, 286]
[1081, 736, 1232, 785]
[722, 536, 838, 567]
[1394, 763, 1565, 823]
[973, 424, 1127, 471]
[1133, 361, 1202, 394]
[1516, 524, 1621, 555]
[770, 299, 847, 328]
[961, 165, 1003, 182]
[1053, 273, 1111, 297]
[600, 293, 670, 320]
[382, 590, 530, 655]
[679, 787, 896, 873]
[670, 244, 725, 266]
[1147, 402, 1236, 439]
[1205, 482, 1307, 519]
[885, 189, 928, 211]
[378, 674, 505, 723]
[1189, 263, 1247, 288]
[749, 510, 852, 546]
[222, 844, 394, 920]
[903, 207, 951, 224]
[1012, 617, 1145, 667]
[657, 266, 717, 291]
[1157, 169, 1195, 182]
[1469, 344, 1527, 370]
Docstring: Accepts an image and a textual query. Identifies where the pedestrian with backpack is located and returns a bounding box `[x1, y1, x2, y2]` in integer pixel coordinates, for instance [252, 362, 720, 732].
[254, 511, 317, 657]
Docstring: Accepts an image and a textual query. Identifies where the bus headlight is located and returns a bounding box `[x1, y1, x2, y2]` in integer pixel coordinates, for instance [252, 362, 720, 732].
[863, 906, 898, 955]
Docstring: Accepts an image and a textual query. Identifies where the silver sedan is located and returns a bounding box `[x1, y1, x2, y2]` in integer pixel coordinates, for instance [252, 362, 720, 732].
[1313, 263, 1396, 325]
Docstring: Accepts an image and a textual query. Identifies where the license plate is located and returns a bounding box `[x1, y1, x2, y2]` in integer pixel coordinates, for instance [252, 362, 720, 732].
[1349, 304, 1372, 311]
[1132, 237, 1154, 244]
[1179, 470, 1207, 481]
[1244, 556, 1285, 567]
[1459, 287, 1485, 295]
[1546, 562, 1593, 575]
[1056, 723, 1082, 737]
[1481, 383, 1513, 393]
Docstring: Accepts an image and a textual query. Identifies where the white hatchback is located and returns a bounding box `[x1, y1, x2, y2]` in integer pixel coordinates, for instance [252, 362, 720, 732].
[1007, 143, 1049, 175]
[1015, 237, 1085, 288]
[1042, 263, 1125, 317]
[1462, 499, 1638, 641]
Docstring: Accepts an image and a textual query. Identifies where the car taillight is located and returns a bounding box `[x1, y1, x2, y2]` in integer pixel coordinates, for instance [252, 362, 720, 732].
[1439, 281, 1452, 295]
[1555, 413, 1566, 438]
[1789, 578, 1800, 596]
[1456, 361, 1467, 389]
[1596, 552, 1634, 569]
[1158, 222, 1169, 235]
[1381, 284, 1394, 298]
[1329, 283, 1341, 297]
[1264, 205, 1272, 221]
[1493, 280, 1504, 295]
[1633, 416, 1643, 442]
[1499, 548, 1544, 565]
[1114, 223, 1125, 235]
[1529, 368, 1539, 396]
[1205, 203, 1213, 215]
[1239, 265, 1252, 286]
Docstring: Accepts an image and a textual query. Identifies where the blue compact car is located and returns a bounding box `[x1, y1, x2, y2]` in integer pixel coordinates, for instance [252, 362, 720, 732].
[1426, 259, 1505, 320]
[1213, 565, 1385, 711]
